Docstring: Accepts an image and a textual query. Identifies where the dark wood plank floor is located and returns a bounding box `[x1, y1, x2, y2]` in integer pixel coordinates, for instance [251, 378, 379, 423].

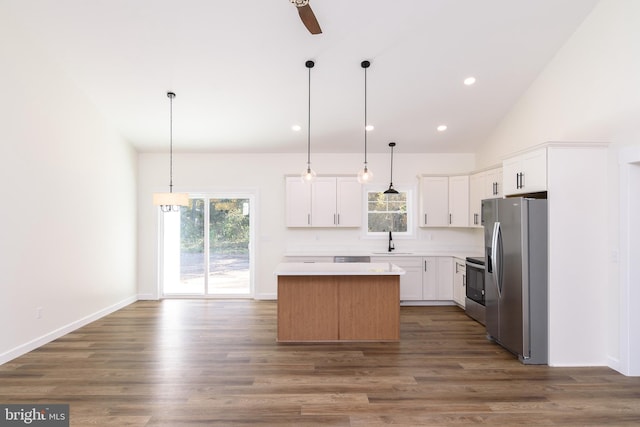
[2, 300, 640, 426]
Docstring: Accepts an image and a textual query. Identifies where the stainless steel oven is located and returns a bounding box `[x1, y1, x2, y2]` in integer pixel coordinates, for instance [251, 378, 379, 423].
[465, 256, 486, 325]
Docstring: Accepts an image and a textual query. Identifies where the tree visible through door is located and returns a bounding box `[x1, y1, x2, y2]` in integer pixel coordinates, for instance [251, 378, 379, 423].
[163, 197, 251, 296]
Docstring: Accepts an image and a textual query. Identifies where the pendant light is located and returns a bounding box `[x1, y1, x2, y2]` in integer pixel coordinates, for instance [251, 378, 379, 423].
[301, 60, 317, 183]
[357, 60, 374, 184]
[383, 142, 399, 194]
[152, 91, 189, 212]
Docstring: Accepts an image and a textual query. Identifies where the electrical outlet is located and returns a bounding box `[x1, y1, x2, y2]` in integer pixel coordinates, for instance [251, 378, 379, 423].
[36, 307, 42, 319]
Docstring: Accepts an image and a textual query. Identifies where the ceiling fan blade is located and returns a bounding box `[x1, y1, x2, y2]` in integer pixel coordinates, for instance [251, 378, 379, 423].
[297, 4, 322, 35]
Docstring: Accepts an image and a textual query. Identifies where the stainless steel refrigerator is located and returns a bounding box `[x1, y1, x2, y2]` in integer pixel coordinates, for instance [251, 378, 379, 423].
[482, 197, 548, 365]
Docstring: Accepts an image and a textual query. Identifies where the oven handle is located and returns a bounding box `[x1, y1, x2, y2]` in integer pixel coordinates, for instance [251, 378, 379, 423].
[491, 221, 502, 296]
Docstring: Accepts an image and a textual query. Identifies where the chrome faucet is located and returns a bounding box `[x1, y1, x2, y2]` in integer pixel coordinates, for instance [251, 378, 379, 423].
[388, 230, 395, 252]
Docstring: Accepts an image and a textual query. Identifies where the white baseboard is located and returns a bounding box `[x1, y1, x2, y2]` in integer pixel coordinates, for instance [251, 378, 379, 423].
[606, 355, 625, 375]
[137, 293, 158, 301]
[0, 295, 138, 365]
[254, 293, 277, 300]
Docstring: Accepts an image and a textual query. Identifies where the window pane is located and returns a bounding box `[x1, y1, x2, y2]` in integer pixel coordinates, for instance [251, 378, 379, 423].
[179, 199, 205, 292]
[367, 191, 408, 233]
[208, 198, 251, 295]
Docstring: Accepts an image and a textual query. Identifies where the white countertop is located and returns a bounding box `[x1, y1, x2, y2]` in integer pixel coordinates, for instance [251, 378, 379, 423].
[274, 262, 405, 276]
[283, 251, 482, 261]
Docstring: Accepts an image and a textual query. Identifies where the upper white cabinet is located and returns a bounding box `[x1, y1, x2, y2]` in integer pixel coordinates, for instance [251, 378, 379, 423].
[503, 147, 547, 196]
[285, 176, 361, 228]
[485, 167, 503, 199]
[419, 176, 449, 227]
[469, 167, 503, 227]
[448, 175, 469, 227]
[285, 178, 312, 227]
[419, 176, 468, 227]
[336, 177, 362, 227]
[310, 177, 338, 227]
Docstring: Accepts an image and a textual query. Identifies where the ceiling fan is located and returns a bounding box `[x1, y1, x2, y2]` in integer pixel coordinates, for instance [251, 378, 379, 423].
[290, 0, 322, 35]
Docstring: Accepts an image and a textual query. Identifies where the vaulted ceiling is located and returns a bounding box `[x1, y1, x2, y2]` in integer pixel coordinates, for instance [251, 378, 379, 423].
[3, 0, 599, 153]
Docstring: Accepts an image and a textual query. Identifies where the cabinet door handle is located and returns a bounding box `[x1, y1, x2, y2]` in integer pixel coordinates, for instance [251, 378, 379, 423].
[424, 213, 427, 225]
[516, 173, 520, 189]
[493, 182, 498, 195]
[337, 213, 340, 225]
[449, 213, 452, 224]
[424, 260, 427, 271]
[474, 213, 478, 225]
[308, 213, 311, 225]
[520, 172, 525, 188]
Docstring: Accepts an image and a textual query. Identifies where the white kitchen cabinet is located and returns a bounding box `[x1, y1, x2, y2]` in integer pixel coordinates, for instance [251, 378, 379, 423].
[336, 177, 362, 227]
[285, 176, 361, 227]
[448, 175, 469, 227]
[503, 147, 547, 196]
[469, 172, 484, 228]
[421, 257, 438, 300]
[421, 257, 454, 301]
[453, 257, 466, 308]
[285, 178, 312, 227]
[437, 257, 454, 300]
[339, 255, 458, 303]
[371, 256, 423, 301]
[311, 177, 338, 227]
[485, 167, 503, 199]
[420, 176, 468, 227]
[419, 176, 449, 227]
[469, 167, 503, 227]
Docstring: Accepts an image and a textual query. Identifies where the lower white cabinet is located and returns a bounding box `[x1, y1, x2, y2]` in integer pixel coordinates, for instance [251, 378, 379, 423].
[380, 257, 423, 300]
[437, 257, 453, 300]
[453, 257, 466, 307]
[372, 256, 454, 302]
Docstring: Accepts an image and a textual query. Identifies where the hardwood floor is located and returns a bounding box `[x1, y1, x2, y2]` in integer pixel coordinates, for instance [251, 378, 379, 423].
[2, 300, 640, 426]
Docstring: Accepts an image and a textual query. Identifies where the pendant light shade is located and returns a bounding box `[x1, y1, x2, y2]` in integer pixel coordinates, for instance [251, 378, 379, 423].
[301, 60, 317, 183]
[153, 91, 189, 212]
[383, 142, 399, 194]
[357, 60, 374, 184]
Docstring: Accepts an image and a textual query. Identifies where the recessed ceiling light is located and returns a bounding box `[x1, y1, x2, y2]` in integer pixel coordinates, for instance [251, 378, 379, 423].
[464, 76, 476, 86]
[291, 125, 302, 131]
[437, 125, 448, 132]
[365, 125, 374, 131]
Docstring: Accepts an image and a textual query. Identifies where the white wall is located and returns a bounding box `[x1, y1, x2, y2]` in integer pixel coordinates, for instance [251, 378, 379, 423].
[137, 151, 479, 299]
[475, 0, 640, 370]
[0, 13, 138, 363]
[477, 0, 640, 168]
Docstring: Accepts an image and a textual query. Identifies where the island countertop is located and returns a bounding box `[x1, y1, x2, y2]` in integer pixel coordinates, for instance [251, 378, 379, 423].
[274, 262, 405, 276]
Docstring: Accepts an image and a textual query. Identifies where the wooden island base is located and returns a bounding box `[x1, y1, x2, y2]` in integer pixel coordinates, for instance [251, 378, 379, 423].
[277, 274, 400, 342]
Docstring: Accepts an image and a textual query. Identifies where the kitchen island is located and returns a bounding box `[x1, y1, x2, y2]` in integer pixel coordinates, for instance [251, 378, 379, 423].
[274, 262, 405, 342]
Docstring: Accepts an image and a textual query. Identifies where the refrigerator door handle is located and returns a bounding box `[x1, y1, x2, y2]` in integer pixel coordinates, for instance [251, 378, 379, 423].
[491, 221, 502, 296]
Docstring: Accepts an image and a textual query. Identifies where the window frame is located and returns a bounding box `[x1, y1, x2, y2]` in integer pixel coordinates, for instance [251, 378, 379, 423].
[362, 184, 416, 238]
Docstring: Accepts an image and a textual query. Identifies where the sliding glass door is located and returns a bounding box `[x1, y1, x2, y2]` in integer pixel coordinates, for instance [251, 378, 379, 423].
[161, 195, 253, 297]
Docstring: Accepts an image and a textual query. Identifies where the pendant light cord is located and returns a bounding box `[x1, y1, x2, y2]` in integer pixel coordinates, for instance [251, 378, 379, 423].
[169, 92, 174, 193]
[307, 64, 311, 168]
[364, 65, 368, 166]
